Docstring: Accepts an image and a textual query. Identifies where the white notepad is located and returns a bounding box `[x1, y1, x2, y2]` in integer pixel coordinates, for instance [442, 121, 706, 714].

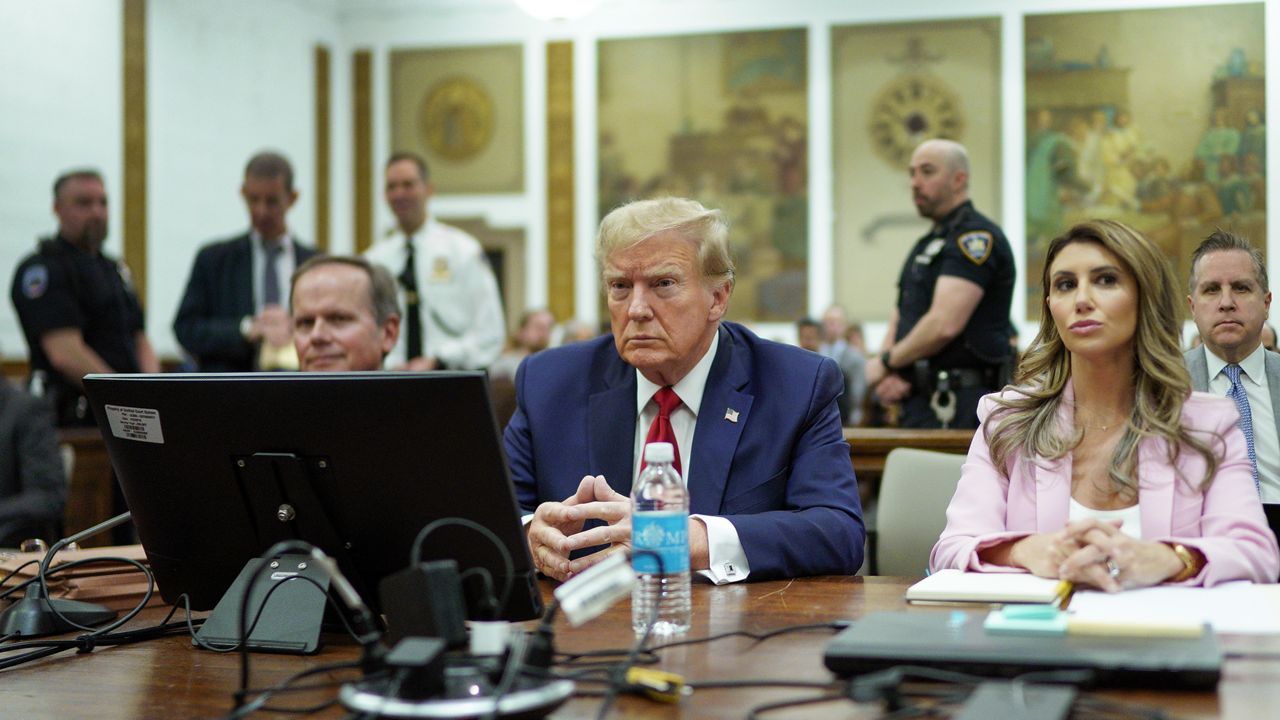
[906, 569, 1062, 604]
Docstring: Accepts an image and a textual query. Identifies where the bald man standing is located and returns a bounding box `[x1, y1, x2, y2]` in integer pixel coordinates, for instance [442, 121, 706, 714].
[864, 139, 1015, 428]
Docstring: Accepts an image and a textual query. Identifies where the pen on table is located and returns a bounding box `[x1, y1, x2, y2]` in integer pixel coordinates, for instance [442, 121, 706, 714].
[1055, 580, 1074, 610]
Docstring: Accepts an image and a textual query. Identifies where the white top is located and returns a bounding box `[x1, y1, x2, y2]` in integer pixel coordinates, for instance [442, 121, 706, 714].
[249, 231, 297, 314]
[1068, 498, 1143, 538]
[363, 218, 505, 369]
[630, 331, 749, 585]
[1205, 344, 1280, 501]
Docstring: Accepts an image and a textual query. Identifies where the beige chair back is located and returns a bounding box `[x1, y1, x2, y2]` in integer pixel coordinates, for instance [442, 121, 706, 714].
[875, 447, 965, 576]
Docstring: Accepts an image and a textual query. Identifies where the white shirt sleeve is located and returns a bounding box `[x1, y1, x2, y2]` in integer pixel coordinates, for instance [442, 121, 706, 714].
[693, 514, 750, 584]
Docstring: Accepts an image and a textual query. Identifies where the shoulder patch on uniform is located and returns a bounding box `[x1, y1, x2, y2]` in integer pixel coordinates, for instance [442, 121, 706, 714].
[957, 230, 994, 265]
[20, 265, 49, 299]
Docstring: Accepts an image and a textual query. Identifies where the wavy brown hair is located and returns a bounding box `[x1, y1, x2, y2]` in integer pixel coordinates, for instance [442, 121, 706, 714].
[986, 220, 1219, 492]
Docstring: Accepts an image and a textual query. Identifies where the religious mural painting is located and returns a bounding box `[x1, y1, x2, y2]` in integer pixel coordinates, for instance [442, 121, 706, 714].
[1024, 3, 1265, 317]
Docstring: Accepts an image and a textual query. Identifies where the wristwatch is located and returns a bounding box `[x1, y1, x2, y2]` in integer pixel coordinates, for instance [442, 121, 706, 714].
[880, 350, 893, 370]
[1164, 542, 1205, 583]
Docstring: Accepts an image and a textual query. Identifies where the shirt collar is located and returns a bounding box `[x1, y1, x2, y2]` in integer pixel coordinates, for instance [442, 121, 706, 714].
[250, 230, 292, 251]
[1207, 342, 1266, 384]
[635, 329, 720, 419]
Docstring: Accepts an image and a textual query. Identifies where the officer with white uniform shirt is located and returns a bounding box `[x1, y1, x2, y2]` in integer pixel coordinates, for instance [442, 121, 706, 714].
[364, 152, 504, 371]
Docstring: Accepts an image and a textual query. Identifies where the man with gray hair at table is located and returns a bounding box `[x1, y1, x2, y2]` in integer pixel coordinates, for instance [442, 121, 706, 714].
[505, 196, 864, 584]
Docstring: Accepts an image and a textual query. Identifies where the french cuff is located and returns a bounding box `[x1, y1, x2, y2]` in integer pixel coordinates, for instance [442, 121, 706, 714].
[693, 514, 749, 584]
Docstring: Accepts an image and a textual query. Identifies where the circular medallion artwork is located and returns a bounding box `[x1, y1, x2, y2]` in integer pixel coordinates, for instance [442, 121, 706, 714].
[419, 76, 494, 162]
[868, 74, 964, 168]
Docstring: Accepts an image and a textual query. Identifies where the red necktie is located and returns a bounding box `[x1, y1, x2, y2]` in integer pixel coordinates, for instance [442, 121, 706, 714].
[641, 386, 683, 476]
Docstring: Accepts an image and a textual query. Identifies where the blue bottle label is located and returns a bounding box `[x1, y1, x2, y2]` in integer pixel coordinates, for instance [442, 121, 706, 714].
[631, 511, 690, 574]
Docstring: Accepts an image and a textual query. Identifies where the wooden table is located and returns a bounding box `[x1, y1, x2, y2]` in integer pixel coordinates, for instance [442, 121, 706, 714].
[2, 576, 1274, 719]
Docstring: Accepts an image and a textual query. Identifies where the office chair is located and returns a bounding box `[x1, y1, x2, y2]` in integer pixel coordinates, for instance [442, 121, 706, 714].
[875, 448, 965, 576]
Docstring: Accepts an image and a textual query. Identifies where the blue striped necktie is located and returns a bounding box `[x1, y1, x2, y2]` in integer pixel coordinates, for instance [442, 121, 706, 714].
[1223, 363, 1262, 496]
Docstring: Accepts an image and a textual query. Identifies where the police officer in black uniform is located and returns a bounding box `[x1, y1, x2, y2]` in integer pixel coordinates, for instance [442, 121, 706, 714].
[10, 169, 158, 427]
[865, 140, 1015, 429]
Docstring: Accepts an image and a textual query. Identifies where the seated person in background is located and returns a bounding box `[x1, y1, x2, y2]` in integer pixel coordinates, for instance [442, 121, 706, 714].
[290, 256, 401, 373]
[795, 317, 822, 352]
[0, 377, 67, 546]
[489, 308, 555, 381]
[558, 318, 600, 345]
[931, 220, 1279, 588]
[506, 197, 864, 583]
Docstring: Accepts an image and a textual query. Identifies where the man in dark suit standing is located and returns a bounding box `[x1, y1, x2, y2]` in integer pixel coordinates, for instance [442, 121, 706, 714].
[505, 197, 864, 584]
[173, 152, 318, 371]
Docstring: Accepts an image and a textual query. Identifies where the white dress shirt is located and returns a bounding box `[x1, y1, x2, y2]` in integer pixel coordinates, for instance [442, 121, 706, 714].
[249, 231, 297, 313]
[1206, 344, 1280, 501]
[364, 218, 505, 370]
[632, 332, 750, 584]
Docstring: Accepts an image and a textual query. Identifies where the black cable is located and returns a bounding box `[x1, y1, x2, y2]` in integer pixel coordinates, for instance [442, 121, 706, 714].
[481, 626, 529, 720]
[745, 691, 847, 720]
[234, 539, 319, 711]
[0, 558, 41, 599]
[409, 518, 513, 616]
[218, 658, 368, 719]
[647, 621, 845, 651]
[594, 548, 663, 720]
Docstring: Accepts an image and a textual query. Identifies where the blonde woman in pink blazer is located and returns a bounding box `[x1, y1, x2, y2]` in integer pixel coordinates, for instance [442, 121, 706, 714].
[931, 220, 1279, 588]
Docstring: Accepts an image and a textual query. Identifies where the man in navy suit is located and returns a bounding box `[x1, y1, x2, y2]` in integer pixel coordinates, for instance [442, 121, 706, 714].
[173, 152, 318, 371]
[505, 197, 864, 583]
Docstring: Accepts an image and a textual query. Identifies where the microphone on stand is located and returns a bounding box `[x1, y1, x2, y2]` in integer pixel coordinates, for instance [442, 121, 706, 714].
[0, 512, 134, 637]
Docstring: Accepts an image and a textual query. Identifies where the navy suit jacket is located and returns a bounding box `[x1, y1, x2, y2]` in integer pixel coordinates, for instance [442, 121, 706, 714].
[503, 321, 865, 579]
[173, 234, 317, 371]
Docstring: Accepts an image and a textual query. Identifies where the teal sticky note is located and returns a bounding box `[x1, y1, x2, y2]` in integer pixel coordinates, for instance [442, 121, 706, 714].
[983, 607, 1068, 636]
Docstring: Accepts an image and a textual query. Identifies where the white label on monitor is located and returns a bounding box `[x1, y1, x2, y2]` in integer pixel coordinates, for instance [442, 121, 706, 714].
[104, 405, 165, 444]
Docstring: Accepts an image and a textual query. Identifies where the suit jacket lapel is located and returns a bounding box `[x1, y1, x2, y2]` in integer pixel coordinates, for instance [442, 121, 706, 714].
[1265, 351, 1280, 443]
[234, 235, 255, 317]
[589, 351, 638, 498]
[688, 325, 752, 515]
[1035, 390, 1073, 532]
[1185, 346, 1210, 392]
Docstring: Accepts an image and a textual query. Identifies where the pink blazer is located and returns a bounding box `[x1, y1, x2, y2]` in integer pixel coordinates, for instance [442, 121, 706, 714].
[930, 385, 1280, 585]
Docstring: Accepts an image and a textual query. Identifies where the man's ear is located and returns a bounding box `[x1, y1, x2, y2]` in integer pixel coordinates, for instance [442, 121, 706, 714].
[707, 280, 732, 323]
[381, 314, 401, 355]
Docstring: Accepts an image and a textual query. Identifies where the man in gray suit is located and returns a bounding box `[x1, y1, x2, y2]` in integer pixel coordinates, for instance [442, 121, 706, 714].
[1185, 230, 1280, 504]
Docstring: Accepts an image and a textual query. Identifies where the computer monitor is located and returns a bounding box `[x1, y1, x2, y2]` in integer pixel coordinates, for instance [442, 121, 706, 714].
[82, 371, 543, 631]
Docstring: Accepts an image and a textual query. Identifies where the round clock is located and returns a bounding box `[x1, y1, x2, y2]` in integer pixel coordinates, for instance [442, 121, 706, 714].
[868, 74, 965, 168]
[418, 76, 494, 162]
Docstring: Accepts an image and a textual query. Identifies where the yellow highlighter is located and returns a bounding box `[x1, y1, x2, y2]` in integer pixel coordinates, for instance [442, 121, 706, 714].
[1054, 580, 1074, 610]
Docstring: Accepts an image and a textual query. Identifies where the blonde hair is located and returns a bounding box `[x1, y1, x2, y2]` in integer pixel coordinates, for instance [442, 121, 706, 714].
[595, 197, 735, 290]
[987, 220, 1219, 492]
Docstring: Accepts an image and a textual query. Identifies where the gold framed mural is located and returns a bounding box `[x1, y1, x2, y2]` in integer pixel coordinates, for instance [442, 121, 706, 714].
[1024, 3, 1265, 317]
[389, 44, 524, 193]
[597, 28, 808, 323]
[831, 19, 1002, 323]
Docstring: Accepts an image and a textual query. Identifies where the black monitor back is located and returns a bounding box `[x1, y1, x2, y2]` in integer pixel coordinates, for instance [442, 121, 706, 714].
[82, 371, 542, 621]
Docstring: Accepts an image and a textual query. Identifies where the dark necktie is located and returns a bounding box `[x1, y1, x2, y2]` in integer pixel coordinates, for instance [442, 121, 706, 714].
[641, 387, 683, 476]
[1223, 363, 1261, 496]
[399, 237, 423, 360]
[262, 242, 282, 306]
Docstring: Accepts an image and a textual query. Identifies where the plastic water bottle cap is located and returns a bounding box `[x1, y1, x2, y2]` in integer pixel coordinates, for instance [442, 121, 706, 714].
[644, 442, 674, 464]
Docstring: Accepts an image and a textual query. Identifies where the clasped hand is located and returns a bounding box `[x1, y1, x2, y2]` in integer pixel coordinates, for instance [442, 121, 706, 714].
[527, 475, 633, 582]
[1009, 519, 1182, 592]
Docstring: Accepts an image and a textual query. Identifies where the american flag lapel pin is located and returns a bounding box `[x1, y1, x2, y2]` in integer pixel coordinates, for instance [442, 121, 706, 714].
[724, 408, 739, 423]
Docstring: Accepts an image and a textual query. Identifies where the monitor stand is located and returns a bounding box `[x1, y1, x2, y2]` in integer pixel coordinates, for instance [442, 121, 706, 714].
[194, 553, 331, 654]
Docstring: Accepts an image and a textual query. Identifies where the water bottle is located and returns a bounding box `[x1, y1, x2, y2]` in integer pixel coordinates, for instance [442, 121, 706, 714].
[631, 442, 691, 634]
